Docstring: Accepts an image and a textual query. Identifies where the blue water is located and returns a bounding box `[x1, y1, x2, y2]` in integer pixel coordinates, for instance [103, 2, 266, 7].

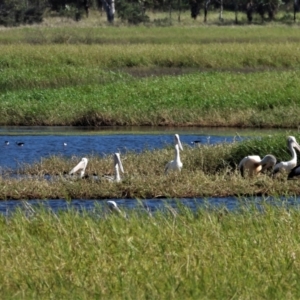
[1, 196, 299, 217]
[1, 129, 243, 170]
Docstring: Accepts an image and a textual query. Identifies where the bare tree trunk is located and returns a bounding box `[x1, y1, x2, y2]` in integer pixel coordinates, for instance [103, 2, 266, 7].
[219, 0, 223, 21]
[294, 0, 299, 21]
[103, 0, 115, 22]
[83, 0, 89, 17]
[169, 0, 172, 23]
[235, 0, 238, 23]
[246, 1, 253, 22]
[204, 0, 210, 22]
[178, 0, 181, 22]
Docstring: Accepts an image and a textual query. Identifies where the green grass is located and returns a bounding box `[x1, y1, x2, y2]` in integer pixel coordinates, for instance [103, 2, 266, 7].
[2, 17, 300, 299]
[0, 10, 299, 44]
[1, 24, 300, 127]
[1, 70, 300, 127]
[1, 43, 300, 71]
[1, 204, 300, 298]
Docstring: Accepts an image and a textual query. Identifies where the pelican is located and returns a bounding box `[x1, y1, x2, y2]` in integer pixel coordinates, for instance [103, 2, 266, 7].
[165, 134, 183, 174]
[288, 165, 300, 179]
[107, 200, 122, 214]
[106, 200, 127, 218]
[273, 136, 300, 175]
[238, 154, 277, 177]
[69, 157, 88, 179]
[102, 153, 124, 182]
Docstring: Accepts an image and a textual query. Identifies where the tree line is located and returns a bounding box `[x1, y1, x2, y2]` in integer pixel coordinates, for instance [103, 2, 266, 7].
[0, 0, 297, 26]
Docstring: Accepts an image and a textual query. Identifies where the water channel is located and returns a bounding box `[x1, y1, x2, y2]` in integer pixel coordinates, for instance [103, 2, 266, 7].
[0, 126, 296, 215]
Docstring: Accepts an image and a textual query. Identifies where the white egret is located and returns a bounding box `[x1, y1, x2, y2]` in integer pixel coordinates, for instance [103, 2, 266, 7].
[165, 134, 183, 174]
[102, 153, 124, 182]
[69, 157, 88, 179]
[238, 154, 276, 178]
[273, 136, 300, 175]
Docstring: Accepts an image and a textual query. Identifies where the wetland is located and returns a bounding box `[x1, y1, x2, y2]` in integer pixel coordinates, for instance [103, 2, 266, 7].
[2, 20, 300, 299]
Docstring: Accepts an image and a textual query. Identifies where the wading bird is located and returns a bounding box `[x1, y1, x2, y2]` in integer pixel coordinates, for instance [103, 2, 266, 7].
[69, 157, 88, 179]
[106, 200, 127, 218]
[107, 200, 122, 214]
[165, 134, 183, 174]
[273, 136, 300, 175]
[238, 154, 277, 177]
[287, 165, 300, 179]
[191, 140, 201, 146]
[102, 153, 124, 183]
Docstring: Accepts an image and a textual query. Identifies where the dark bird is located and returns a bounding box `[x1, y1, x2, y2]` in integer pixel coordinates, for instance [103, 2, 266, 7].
[192, 136, 211, 145]
[4, 141, 9, 145]
[191, 140, 201, 145]
[16, 142, 24, 146]
[288, 165, 300, 179]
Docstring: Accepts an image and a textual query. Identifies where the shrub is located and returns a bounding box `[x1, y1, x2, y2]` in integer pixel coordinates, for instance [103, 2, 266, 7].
[117, 0, 150, 24]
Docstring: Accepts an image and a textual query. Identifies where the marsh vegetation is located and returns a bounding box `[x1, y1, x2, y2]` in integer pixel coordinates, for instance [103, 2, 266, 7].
[1, 204, 300, 298]
[1, 25, 300, 127]
[2, 19, 300, 299]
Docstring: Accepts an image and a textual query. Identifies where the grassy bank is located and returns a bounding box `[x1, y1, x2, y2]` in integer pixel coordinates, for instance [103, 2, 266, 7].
[1, 134, 300, 200]
[1, 70, 300, 127]
[0, 25, 300, 127]
[2, 43, 300, 72]
[0, 12, 299, 44]
[1, 204, 300, 298]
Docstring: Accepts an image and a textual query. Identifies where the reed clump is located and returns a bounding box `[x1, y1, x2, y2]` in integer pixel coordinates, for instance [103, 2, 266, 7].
[1, 134, 300, 200]
[1, 204, 300, 298]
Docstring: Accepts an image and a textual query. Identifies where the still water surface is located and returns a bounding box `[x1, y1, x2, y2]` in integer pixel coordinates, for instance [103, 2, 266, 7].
[1, 126, 247, 170]
[0, 126, 285, 170]
[1, 196, 300, 217]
